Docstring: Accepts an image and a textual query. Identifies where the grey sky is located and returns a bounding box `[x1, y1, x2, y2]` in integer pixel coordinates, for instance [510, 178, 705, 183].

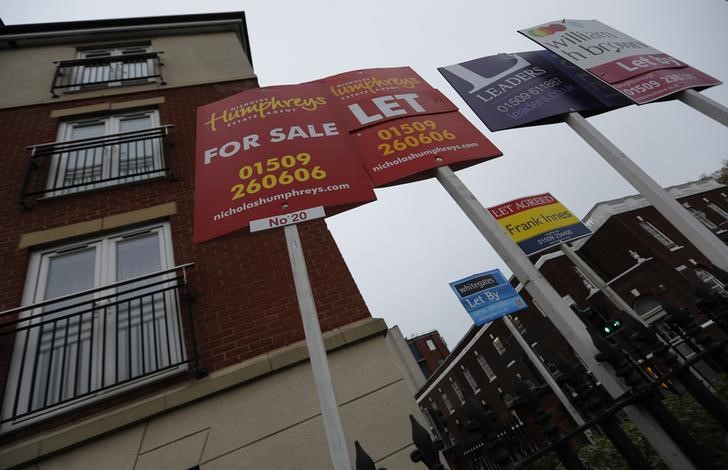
[3, 0, 727, 347]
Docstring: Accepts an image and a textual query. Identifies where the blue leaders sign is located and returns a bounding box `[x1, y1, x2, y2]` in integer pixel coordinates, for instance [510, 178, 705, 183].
[450, 269, 528, 325]
[439, 50, 629, 131]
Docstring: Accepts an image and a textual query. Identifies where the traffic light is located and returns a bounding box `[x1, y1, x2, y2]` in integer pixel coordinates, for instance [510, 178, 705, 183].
[602, 318, 623, 336]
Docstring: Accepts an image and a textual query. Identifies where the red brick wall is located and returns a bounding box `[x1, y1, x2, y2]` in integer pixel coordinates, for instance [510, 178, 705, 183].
[0, 81, 372, 407]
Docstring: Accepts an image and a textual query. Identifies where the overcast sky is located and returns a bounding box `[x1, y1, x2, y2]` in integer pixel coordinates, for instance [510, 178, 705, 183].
[3, 1, 727, 348]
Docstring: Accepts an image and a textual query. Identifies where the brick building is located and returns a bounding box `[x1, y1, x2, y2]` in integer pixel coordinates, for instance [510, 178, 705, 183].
[0, 13, 426, 469]
[406, 331, 450, 379]
[416, 178, 728, 467]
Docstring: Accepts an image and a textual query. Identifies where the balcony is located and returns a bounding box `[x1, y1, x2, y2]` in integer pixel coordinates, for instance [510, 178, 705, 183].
[0, 264, 199, 427]
[51, 52, 165, 97]
[20, 125, 174, 207]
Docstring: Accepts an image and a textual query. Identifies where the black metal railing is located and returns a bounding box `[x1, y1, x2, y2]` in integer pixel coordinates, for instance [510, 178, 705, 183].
[20, 125, 174, 207]
[51, 52, 165, 97]
[0, 264, 198, 425]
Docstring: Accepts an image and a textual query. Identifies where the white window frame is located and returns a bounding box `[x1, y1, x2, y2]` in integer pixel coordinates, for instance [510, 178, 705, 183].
[696, 268, 728, 299]
[439, 388, 454, 414]
[2, 222, 184, 431]
[493, 337, 506, 355]
[511, 316, 527, 335]
[47, 109, 163, 196]
[461, 366, 480, 393]
[683, 204, 718, 230]
[426, 339, 437, 351]
[449, 378, 465, 404]
[476, 353, 497, 382]
[707, 203, 728, 225]
[639, 220, 680, 250]
[72, 44, 155, 90]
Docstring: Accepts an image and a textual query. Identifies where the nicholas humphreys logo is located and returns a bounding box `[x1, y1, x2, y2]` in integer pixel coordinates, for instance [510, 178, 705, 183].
[329, 75, 420, 98]
[204, 95, 327, 131]
[454, 274, 498, 298]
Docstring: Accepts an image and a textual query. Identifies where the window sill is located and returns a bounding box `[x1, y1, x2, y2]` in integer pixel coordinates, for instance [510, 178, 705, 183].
[669, 245, 684, 252]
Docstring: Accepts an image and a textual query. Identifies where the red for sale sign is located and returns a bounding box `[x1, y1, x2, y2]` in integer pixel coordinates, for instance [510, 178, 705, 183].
[320, 67, 502, 186]
[193, 83, 376, 243]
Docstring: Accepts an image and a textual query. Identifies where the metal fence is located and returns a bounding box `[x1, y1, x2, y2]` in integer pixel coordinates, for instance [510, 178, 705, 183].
[50, 52, 165, 97]
[0, 264, 197, 425]
[20, 125, 174, 206]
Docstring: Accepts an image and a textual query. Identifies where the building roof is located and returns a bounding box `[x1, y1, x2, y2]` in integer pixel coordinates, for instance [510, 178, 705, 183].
[0, 12, 253, 65]
[582, 177, 724, 232]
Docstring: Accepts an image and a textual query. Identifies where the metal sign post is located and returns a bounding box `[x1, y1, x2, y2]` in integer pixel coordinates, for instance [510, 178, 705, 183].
[435, 165, 695, 469]
[559, 243, 644, 324]
[677, 89, 728, 127]
[501, 315, 590, 431]
[284, 223, 351, 470]
[565, 112, 728, 273]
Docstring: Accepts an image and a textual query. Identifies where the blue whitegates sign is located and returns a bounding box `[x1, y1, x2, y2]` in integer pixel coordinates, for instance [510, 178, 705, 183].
[438, 50, 629, 131]
[450, 269, 528, 325]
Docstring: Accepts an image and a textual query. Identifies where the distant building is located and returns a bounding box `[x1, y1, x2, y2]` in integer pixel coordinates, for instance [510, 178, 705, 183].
[416, 178, 728, 468]
[407, 331, 450, 378]
[0, 13, 425, 469]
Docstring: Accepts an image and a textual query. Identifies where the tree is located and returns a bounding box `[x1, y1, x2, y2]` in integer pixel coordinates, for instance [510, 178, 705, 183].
[706, 159, 728, 185]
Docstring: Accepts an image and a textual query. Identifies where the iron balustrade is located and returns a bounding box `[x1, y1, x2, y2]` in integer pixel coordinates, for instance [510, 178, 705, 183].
[0, 264, 198, 426]
[20, 125, 174, 207]
[50, 52, 165, 97]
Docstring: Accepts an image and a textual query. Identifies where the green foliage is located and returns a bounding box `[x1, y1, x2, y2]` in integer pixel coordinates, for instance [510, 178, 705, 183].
[519, 451, 563, 470]
[574, 373, 728, 469]
[661, 373, 728, 467]
[516, 374, 728, 469]
[707, 159, 728, 185]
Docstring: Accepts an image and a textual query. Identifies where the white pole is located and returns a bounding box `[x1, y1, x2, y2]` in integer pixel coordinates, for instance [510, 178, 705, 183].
[435, 165, 695, 469]
[559, 243, 645, 325]
[565, 112, 728, 273]
[284, 224, 351, 470]
[676, 89, 728, 127]
[501, 315, 590, 434]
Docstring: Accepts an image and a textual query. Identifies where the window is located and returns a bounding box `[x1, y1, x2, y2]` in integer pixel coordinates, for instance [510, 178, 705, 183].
[707, 203, 728, 224]
[47, 110, 166, 195]
[449, 378, 465, 404]
[696, 268, 728, 298]
[426, 339, 437, 351]
[639, 220, 678, 250]
[511, 316, 527, 335]
[2, 223, 185, 426]
[462, 367, 479, 393]
[493, 337, 506, 355]
[439, 389, 454, 414]
[633, 297, 666, 324]
[476, 353, 497, 382]
[684, 204, 718, 230]
[74, 45, 155, 89]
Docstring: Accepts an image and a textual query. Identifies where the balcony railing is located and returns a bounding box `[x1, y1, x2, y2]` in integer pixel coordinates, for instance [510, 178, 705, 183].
[0, 264, 198, 426]
[20, 125, 174, 207]
[51, 52, 165, 97]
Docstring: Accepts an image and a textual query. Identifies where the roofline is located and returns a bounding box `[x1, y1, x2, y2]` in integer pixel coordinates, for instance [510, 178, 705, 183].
[0, 12, 253, 67]
[583, 177, 724, 223]
[0, 12, 245, 36]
